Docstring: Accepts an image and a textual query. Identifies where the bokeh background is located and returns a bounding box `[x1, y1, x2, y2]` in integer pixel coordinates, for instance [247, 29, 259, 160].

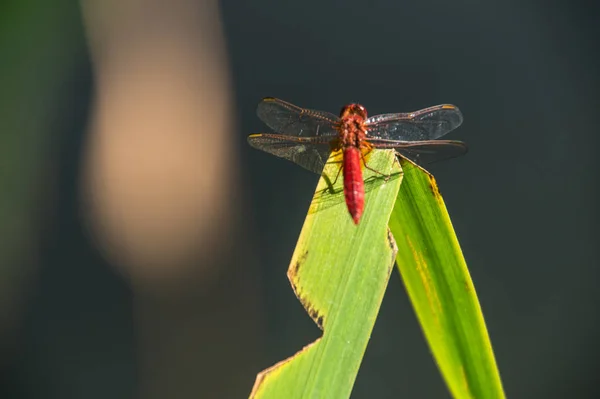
[1, 0, 598, 397]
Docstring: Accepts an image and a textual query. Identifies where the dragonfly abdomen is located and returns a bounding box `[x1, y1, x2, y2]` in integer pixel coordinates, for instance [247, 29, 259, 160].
[343, 146, 365, 224]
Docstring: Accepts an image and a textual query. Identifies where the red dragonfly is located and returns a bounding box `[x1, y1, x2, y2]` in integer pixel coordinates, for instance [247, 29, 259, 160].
[248, 97, 467, 224]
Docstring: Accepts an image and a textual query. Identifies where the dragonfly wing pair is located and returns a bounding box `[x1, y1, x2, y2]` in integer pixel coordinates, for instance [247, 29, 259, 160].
[249, 97, 341, 173]
[248, 97, 468, 174]
[366, 139, 468, 166]
[365, 104, 463, 141]
[247, 134, 335, 174]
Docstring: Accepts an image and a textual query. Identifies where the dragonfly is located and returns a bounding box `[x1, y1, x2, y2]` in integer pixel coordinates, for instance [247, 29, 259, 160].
[248, 97, 467, 224]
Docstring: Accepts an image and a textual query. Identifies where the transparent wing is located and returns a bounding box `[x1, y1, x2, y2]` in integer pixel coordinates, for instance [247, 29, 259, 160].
[247, 134, 335, 174]
[257, 97, 340, 138]
[368, 139, 468, 165]
[366, 104, 463, 141]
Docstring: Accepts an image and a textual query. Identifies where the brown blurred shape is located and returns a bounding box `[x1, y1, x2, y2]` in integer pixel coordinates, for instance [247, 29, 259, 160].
[81, 0, 235, 286]
[80, 0, 262, 397]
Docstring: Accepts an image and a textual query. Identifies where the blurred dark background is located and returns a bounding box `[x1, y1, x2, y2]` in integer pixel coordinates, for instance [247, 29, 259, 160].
[0, 0, 598, 397]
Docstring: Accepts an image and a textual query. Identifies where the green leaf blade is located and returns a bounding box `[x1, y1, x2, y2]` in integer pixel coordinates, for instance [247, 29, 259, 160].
[390, 158, 505, 399]
[251, 149, 402, 399]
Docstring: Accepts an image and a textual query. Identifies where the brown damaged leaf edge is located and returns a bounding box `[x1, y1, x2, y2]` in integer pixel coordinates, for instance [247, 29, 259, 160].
[464, 279, 472, 294]
[386, 228, 398, 274]
[289, 250, 309, 281]
[427, 173, 443, 200]
[287, 250, 325, 329]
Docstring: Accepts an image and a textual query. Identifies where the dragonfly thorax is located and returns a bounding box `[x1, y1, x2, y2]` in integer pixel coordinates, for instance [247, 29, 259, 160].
[340, 103, 367, 120]
[339, 103, 368, 148]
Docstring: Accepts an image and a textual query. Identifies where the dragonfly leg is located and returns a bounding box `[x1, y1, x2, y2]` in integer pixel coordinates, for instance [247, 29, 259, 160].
[330, 164, 343, 185]
[360, 151, 392, 181]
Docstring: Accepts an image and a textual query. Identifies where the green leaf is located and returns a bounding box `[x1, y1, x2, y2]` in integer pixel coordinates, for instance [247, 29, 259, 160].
[251, 149, 403, 399]
[389, 158, 505, 399]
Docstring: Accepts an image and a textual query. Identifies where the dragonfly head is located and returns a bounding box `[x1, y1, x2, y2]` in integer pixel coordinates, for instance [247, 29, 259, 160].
[340, 103, 367, 121]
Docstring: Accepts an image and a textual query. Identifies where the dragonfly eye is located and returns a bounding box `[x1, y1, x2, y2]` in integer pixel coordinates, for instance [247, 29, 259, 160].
[340, 103, 368, 120]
